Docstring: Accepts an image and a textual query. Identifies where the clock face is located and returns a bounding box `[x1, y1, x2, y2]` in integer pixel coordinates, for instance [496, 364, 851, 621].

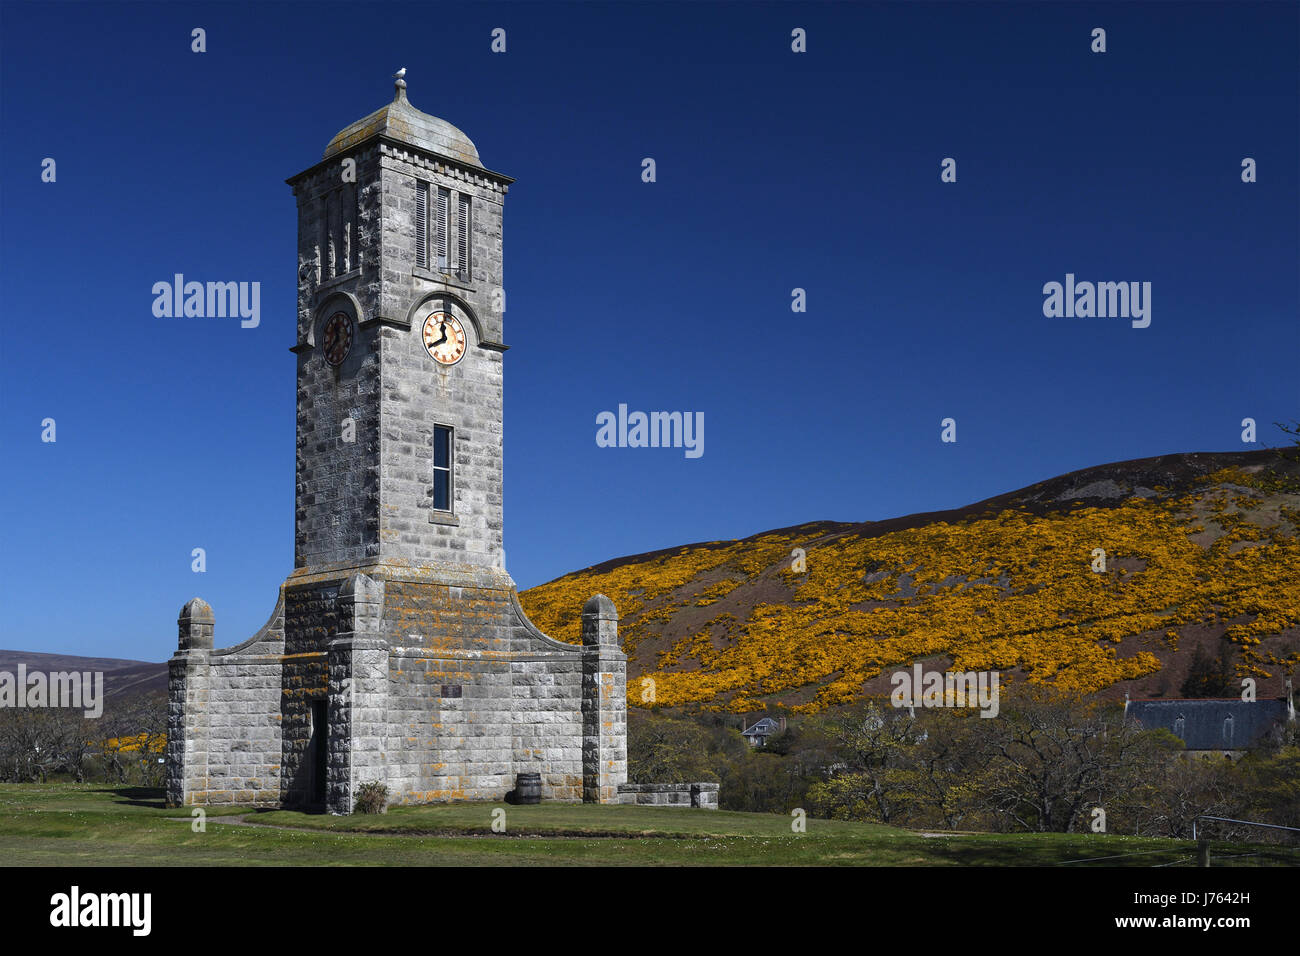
[422, 311, 467, 366]
[322, 312, 353, 367]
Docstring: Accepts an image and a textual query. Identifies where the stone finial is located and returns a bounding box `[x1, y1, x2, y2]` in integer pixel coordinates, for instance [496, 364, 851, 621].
[393, 67, 407, 102]
[581, 593, 619, 647]
[177, 598, 214, 650]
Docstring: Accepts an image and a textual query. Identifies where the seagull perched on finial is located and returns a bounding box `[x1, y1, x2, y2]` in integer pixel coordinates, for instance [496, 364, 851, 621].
[394, 67, 406, 79]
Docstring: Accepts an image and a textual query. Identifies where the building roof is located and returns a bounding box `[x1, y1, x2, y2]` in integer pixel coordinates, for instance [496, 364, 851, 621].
[323, 75, 482, 167]
[1125, 698, 1289, 751]
[742, 717, 782, 737]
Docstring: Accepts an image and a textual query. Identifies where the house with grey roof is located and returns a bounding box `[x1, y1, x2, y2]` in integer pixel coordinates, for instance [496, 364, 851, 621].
[1123, 681, 1295, 756]
[741, 717, 786, 747]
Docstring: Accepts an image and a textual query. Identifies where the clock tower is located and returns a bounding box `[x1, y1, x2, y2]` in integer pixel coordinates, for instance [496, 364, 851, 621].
[288, 70, 510, 571]
[166, 73, 627, 813]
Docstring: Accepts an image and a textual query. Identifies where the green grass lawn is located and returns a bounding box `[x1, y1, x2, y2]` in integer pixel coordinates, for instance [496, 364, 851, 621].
[0, 784, 1293, 866]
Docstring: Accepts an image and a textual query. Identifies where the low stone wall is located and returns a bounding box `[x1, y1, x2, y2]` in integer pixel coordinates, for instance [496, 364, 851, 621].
[167, 595, 287, 808]
[618, 783, 719, 809]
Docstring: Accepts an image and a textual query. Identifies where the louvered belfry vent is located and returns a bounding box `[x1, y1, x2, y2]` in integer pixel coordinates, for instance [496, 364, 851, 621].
[435, 187, 449, 269]
[415, 181, 429, 267]
[457, 194, 471, 276]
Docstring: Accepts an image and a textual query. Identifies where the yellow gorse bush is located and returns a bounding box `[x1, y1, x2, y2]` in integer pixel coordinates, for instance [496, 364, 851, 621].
[520, 471, 1300, 713]
[102, 733, 166, 754]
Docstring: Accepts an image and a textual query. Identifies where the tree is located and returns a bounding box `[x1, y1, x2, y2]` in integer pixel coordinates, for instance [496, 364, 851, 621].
[1274, 418, 1299, 458]
[976, 685, 1172, 833]
[0, 708, 88, 782]
[1128, 752, 1239, 840]
[1180, 642, 1237, 698]
[627, 710, 729, 783]
[889, 709, 986, 830]
[109, 693, 168, 786]
[1235, 745, 1300, 833]
[804, 701, 923, 824]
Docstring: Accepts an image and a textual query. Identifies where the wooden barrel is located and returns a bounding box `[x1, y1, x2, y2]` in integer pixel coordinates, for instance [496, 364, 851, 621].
[515, 772, 542, 805]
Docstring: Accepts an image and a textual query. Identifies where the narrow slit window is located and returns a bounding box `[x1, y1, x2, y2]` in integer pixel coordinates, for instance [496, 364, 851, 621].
[324, 193, 336, 279]
[319, 195, 329, 281]
[432, 425, 453, 511]
[457, 194, 471, 276]
[346, 183, 358, 272]
[415, 181, 429, 267]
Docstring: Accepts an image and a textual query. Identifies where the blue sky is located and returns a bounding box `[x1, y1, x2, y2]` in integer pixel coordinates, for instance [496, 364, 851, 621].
[1, 1, 1296, 662]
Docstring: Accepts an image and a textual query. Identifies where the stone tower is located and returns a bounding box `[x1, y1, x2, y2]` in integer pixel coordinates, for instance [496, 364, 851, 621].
[166, 73, 627, 812]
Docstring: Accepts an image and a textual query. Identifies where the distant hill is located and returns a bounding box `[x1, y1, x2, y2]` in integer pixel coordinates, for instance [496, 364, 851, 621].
[519, 449, 1300, 713]
[0, 650, 167, 713]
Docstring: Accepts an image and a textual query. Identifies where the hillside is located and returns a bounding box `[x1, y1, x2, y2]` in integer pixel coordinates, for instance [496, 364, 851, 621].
[519, 449, 1300, 713]
[0, 650, 167, 712]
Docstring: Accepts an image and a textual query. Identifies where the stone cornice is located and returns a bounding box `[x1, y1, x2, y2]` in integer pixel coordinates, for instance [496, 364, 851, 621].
[358, 313, 410, 330]
[284, 558, 517, 590]
[287, 135, 513, 194]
